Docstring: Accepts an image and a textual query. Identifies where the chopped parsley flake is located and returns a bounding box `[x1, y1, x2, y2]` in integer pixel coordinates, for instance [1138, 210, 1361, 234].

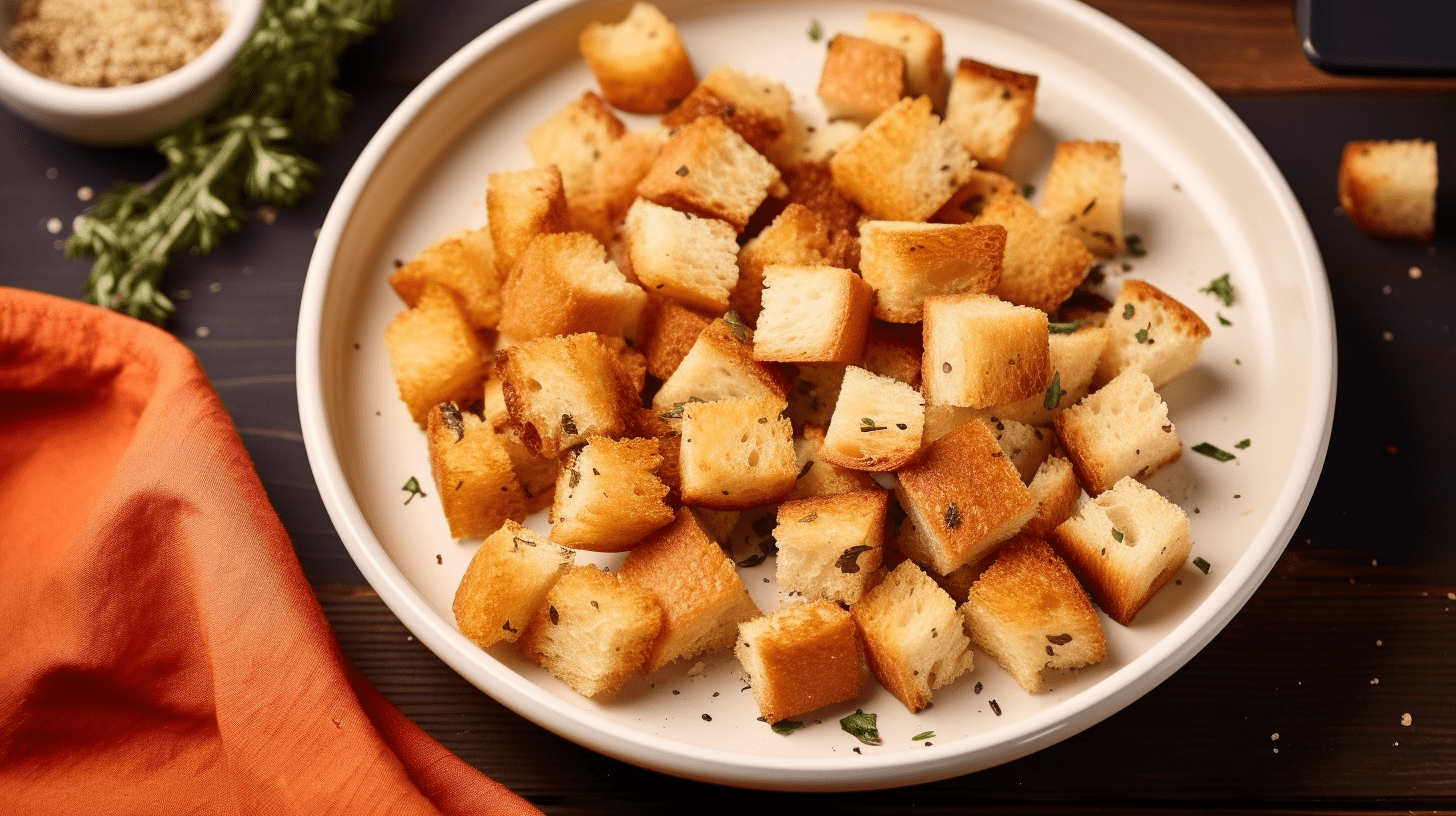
[840, 710, 882, 745]
[1217, 313, 1232, 327]
[1043, 371, 1063, 410]
[1021, 183, 1035, 198]
[912, 730, 936, 741]
[1201, 273, 1234, 306]
[402, 476, 425, 504]
[1111, 528, 1124, 543]
[1193, 556, 1211, 574]
[723, 311, 749, 342]
[1135, 324, 1150, 344]
[1125, 233, 1146, 257]
[1235, 438, 1251, 449]
[1192, 442, 1236, 462]
[772, 720, 805, 735]
[1123, 303, 1135, 319]
[807, 18, 822, 41]
[1048, 321, 1081, 334]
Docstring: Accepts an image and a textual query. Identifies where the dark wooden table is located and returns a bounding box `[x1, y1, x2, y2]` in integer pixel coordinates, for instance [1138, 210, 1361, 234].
[7, 1, 1456, 811]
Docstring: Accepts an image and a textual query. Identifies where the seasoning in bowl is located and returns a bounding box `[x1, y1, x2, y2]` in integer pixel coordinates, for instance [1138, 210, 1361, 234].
[5, 0, 227, 87]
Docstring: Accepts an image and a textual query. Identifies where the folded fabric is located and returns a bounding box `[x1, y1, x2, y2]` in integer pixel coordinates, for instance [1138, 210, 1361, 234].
[0, 287, 541, 815]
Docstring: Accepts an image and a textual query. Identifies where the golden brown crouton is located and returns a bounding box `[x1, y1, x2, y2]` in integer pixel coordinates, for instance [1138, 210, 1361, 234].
[830, 96, 973, 222]
[817, 33, 906, 125]
[527, 91, 626, 199]
[943, 57, 1037, 172]
[974, 190, 1093, 313]
[1040, 140, 1125, 257]
[623, 198, 740, 313]
[921, 293, 1051, 408]
[1095, 280, 1211, 389]
[663, 64, 794, 155]
[858, 220, 1005, 322]
[730, 203, 835, 325]
[637, 115, 783, 232]
[551, 436, 674, 552]
[651, 317, 794, 411]
[519, 565, 663, 696]
[636, 293, 714, 380]
[578, 2, 697, 115]
[497, 232, 647, 342]
[496, 332, 640, 457]
[1338, 139, 1437, 242]
[1055, 370, 1181, 496]
[487, 166, 570, 277]
[678, 396, 797, 509]
[388, 228, 503, 330]
[752, 265, 874, 364]
[736, 600, 863, 723]
[819, 366, 925, 472]
[775, 488, 889, 605]
[863, 10, 947, 111]
[851, 560, 974, 713]
[427, 402, 529, 539]
[453, 520, 574, 648]
[385, 284, 489, 427]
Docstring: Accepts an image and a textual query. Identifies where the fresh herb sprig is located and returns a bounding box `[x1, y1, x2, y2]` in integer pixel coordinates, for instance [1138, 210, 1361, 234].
[69, 0, 399, 324]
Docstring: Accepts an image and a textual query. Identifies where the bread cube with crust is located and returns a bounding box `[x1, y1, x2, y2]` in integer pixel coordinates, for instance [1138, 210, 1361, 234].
[578, 2, 697, 115]
[385, 284, 489, 427]
[1055, 370, 1181, 496]
[1338, 139, 1437, 242]
[932, 166, 1020, 224]
[498, 232, 647, 342]
[453, 520, 574, 649]
[830, 96, 974, 222]
[820, 366, 925, 472]
[389, 228, 502, 330]
[858, 220, 1005, 323]
[781, 160, 864, 237]
[753, 265, 873, 364]
[861, 322, 923, 387]
[519, 564, 663, 696]
[922, 293, 1051, 408]
[1022, 453, 1082, 541]
[974, 190, 1093, 313]
[980, 324, 1109, 426]
[651, 317, 793, 411]
[487, 166, 570, 277]
[663, 65, 794, 155]
[817, 33, 906, 125]
[787, 424, 880, 501]
[981, 415, 1055, 484]
[496, 332, 639, 457]
[618, 508, 761, 671]
[1041, 140, 1124, 257]
[768, 113, 864, 170]
[678, 396, 797, 509]
[775, 488, 889, 605]
[636, 293, 714, 380]
[551, 436, 674, 552]
[963, 536, 1107, 692]
[893, 418, 1036, 575]
[526, 91, 626, 198]
[623, 198, 739, 313]
[1051, 476, 1192, 625]
[1095, 280, 1211, 389]
[943, 57, 1037, 172]
[736, 600, 863, 723]
[851, 560, 974, 712]
[637, 115, 783, 232]
[427, 402, 529, 539]
[863, 10, 947, 111]
[731, 203, 834, 325]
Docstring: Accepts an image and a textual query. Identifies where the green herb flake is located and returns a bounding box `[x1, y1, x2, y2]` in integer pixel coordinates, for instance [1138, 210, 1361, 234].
[1217, 313, 1232, 327]
[911, 730, 936, 742]
[1192, 442, 1236, 462]
[798, 513, 818, 523]
[1193, 556, 1212, 574]
[1122, 303, 1135, 320]
[839, 710, 882, 745]
[1235, 438, 1251, 449]
[772, 719, 806, 735]
[402, 476, 425, 505]
[1201, 273, 1234, 307]
[1111, 528, 1124, 543]
[807, 18, 822, 41]
[1043, 371, 1063, 410]
[1135, 325, 1150, 344]
[1125, 233, 1146, 257]
[1048, 321, 1081, 334]
[1021, 183, 1035, 198]
[723, 311, 749, 342]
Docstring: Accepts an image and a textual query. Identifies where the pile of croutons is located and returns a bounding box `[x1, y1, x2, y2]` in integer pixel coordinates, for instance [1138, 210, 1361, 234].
[384, 3, 1214, 725]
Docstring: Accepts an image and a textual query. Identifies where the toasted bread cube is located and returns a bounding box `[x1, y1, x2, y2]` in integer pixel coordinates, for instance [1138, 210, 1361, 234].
[663, 65, 794, 155]
[652, 318, 793, 410]
[519, 565, 663, 696]
[578, 2, 696, 115]
[1051, 476, 1192, 625]
[894, 419, 1036, 575]
[1055, 370, 1181, 496]
[982, 324, 1110, 426]
[782, 160, 865, 236]
[637, 294, 714, 380]
[861, 322, 923, 387]
[736, 600, 863, 723]
[497, 332, 639, 457]
[784, 363, 845, 431]
[921, 403, 976, 444]
[623, 198, 739, 313]
[1096, 280, 1211, 389]
[526, 91, 626, 200]
[385, 285, 488, 427]
[851, 560, 974, 712]
[858, 221, 1005, 323]
[817, 33, 906, 125]
[981, 415, 1055, 484]
[427, 403, 529, 538]
[891, 517, 995, 602]
[678, 396, 796, 509]
[820, 366, 925, 471]
[788, 424, 880, 500]
[768, 113, 865, 170]
[1338, 139, 1437, 242]
[943, 58, 1037, 172]
[551, 437, 674, 552]
[637, 116, 782, 232]
[922, 293, 1051, 408]
[963, 536, 1107, 692]
[753, 265, 873, 364]
[1041, 140, 1124, 257]
[863, 10, 947, 111]
[594, 127, 671, 225]
[453, 520, 574, 648]
[1023, 454, 1082, 541]
[775, 488, 889, 604]
[498, 232, 647, 342]
[731, 203, 834, 325]
[932, 166, 1020, 224]
[389, 228, 503, 330]
[830, 96, 972, 222]
[487, 166, 571, 277]
[971, 191, 1093, 313]
[619, 508, 761, 671]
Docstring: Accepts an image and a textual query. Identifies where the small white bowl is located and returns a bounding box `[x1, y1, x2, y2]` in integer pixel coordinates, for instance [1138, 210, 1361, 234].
[0, 0, 262, 146]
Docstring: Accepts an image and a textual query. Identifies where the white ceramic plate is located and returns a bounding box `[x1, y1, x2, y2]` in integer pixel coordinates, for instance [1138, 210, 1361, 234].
[298, 0, 1335, 791]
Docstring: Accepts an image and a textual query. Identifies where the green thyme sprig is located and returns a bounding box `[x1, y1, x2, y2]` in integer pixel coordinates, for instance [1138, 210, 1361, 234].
[69, 0, 399, 324]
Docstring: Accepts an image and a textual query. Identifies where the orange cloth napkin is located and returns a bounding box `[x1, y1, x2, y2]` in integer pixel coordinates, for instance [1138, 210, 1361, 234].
[0, 287, 542, 815]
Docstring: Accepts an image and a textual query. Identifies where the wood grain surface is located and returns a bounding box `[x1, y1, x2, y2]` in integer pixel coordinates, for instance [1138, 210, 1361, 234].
[4, 0, 1455, 812]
